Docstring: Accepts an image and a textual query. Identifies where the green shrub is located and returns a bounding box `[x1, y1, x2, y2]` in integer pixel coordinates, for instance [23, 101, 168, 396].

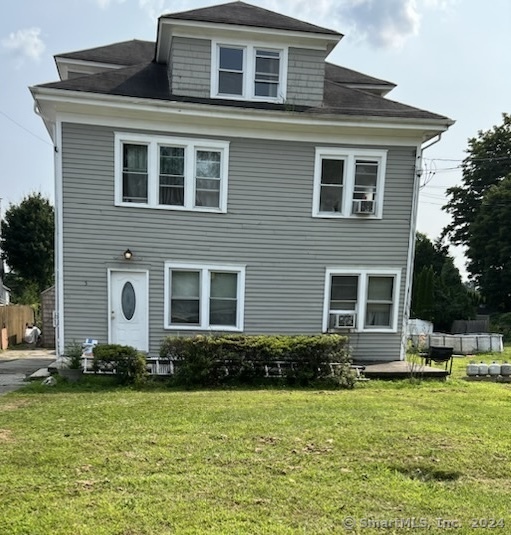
[490, 313, 511, 343]
[160, 334, 354, 388]
[93, 344, 148, 386]
[63, 340, 83, 369]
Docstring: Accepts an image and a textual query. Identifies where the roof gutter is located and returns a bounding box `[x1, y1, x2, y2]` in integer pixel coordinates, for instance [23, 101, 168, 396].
[30, 86, 453, 137]
[422, 133, 442, 150]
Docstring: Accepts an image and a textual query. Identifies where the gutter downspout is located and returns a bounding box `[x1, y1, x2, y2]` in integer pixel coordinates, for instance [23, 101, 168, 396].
[401, 133, 442, 360]
[34, 102, 61, 356]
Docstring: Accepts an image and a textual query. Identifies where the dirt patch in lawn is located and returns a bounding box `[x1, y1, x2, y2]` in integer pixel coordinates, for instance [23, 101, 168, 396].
[0, 428, 15, 443]
[0, 399, 31, 412]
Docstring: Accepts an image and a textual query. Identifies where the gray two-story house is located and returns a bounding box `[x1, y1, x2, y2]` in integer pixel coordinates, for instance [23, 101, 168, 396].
[31, 1, 452, 363]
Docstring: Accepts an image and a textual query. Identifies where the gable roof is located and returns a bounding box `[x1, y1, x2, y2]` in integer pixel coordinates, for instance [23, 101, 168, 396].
[161, 1, 341, 36]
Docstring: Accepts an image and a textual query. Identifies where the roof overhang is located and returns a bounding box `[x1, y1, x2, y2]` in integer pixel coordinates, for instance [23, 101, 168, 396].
[55, 57, 123, 81]
[155, 18, 342, 63]
[343, 84, 396, 97]
[30, 86, 453, 146]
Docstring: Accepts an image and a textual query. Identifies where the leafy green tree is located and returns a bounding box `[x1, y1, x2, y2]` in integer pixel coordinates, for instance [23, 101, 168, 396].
[442, 114, 511, 311]
[468, 174, 511, 311]
[411, 233, 476, 331]
[413, 266, 434, 321]
[1, 193, 54, 303]
[443, 113, 511, 247]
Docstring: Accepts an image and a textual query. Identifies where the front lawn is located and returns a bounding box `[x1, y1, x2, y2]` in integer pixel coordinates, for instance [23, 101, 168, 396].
[0, 353, 511, 534]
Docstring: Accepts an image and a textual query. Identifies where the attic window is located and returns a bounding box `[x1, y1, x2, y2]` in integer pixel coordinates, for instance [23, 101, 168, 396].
[212, 41, 287, 103]
[254, 49, 280, 98]
[218, 47, 244, 96]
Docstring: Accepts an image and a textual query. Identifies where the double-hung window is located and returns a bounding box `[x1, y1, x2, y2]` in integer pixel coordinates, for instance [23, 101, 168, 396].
[212, 42, 286, 102]
[164, 262, 246, 331]
[218, 46, 244, 96]
[324, 269, 400, 332]
[313, 148, 387, 218]
[122, 143, 149, 203]
[116, 133, 229, 213]
[254, 49, 280, 98]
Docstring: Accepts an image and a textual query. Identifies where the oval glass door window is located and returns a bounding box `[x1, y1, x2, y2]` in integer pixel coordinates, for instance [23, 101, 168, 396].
[121, 282, 136, 320]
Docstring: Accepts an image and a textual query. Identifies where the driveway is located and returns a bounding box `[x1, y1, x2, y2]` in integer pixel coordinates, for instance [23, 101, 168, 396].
[0, 349, 56, 395]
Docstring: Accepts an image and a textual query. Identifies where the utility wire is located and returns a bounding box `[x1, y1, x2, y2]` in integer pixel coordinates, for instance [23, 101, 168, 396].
[0, 109, 52, 146]
[424, 156, 511, 163]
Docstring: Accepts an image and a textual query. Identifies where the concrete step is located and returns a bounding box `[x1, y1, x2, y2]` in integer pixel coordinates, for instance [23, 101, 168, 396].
[28, 367, 51, 380]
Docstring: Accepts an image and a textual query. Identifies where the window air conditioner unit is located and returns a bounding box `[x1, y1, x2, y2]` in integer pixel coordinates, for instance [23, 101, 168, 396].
[353, 200, 375, 215]
[334, 312, 356, 329]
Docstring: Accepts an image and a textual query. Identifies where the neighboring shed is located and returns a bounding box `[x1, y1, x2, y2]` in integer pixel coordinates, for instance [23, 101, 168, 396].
[41, 286, 56, 348]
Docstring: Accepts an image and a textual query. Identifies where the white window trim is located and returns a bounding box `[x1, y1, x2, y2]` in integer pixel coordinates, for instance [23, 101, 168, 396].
[312, 148, 387, 219]
[164, 262, 246, 332]
[323, 268, 401, 333]
[211, 40, 288, 103]
[114, 132, 230, 213]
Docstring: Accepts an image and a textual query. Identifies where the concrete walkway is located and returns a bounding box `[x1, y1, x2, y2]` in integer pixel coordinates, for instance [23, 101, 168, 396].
[0, 348, 56, 395]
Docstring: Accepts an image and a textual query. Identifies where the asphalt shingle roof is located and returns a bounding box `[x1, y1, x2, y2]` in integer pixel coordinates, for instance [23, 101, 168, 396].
[43, 9, 450, 125]
[55, 40, 395, 90]
[38, 60, 450, 122]
[325, 63, 395, 89]
[161, 1, 341, 36]
[56, 40, 155, 65]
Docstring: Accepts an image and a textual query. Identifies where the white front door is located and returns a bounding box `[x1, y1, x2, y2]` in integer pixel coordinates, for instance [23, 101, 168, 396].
[109, 270, 148, 351]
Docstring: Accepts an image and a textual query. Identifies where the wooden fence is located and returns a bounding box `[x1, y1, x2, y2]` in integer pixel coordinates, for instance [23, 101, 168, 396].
[0, 305, 35, 348]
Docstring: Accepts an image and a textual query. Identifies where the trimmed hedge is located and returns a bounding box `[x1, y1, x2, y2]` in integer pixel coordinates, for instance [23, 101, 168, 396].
[159, 334, 354, 388]
[92, 344, 148, 386]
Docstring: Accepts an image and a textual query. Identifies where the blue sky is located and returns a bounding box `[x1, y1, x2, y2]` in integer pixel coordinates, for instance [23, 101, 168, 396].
[1, 0, 509, 275]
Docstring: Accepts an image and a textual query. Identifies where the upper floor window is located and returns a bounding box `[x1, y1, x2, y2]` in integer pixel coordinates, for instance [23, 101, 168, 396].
[313, 148, 387, 219]
[115, 133, 229, 213]
[218, 46, 244, 96]
[212, 42, 287, 102]
[254, 49, 280, 98]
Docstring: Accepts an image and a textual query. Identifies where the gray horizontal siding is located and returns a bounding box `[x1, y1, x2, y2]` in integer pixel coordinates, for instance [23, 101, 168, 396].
[60, 123, 416, 361]
[287, 48, 326, 107]
[169, 39, 326, 106]
[170, 37, 211, 97]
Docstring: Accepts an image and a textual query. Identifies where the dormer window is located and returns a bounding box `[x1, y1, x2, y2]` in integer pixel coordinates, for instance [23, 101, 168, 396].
[218, 46, 244, 96]
[254, 49, 280, 98]
[212, 41, 287, 102]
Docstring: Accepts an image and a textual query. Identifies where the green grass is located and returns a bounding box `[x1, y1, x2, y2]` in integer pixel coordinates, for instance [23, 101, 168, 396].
[1, 352, 511, 534]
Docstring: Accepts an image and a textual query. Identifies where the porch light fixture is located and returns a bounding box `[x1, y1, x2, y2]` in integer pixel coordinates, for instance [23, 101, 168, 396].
[123, 249, 133, 260]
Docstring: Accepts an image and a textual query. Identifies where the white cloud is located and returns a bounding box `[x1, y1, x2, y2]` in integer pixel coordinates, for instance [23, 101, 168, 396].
[422, 0, 459, 9]
[330, 0, 421, 49]
[97, 0, 459, 49]
[263, 0, 458, 49]
[96, 0, 126, 8]
[1, 28, 46, 65]
[94, 0, 173, 21]
[138, 0, 166, 20]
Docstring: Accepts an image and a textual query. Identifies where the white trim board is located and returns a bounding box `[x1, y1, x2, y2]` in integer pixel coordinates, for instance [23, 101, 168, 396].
[43, 109, 440, 149]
